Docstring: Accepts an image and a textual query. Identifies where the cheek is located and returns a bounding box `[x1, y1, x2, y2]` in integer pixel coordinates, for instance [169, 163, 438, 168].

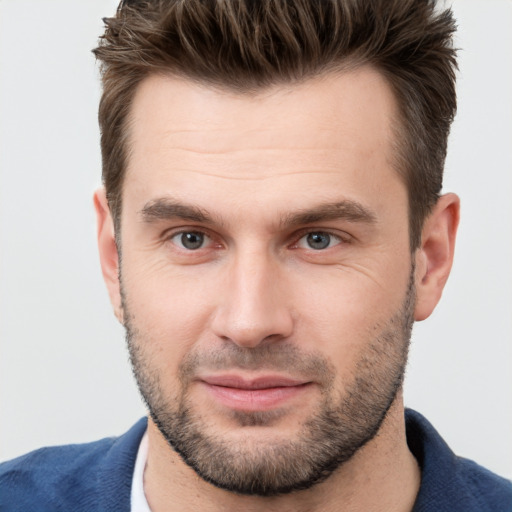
[292, 262, 410, 372]
[121, 257, 222, 368]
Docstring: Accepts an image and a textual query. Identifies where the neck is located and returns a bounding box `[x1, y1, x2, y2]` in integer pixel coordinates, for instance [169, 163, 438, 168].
[143, 395, 420, 512]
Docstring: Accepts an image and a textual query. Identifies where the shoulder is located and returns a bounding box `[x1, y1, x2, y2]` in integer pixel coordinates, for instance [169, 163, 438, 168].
[0, 417, 147, 512]
[406, 409, 512, 512]
[0, 437, 115, 509]
[454, 456, 512, 510]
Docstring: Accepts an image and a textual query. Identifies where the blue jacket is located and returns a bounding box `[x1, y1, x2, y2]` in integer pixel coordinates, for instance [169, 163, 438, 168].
[1, 409, 511, 511]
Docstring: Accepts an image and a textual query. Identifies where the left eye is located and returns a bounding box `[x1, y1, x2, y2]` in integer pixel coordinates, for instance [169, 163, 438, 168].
[170, 231, 210, 250]
[297, 232, 342, 250]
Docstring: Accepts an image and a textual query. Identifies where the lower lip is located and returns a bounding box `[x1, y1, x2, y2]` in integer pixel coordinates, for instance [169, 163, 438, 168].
[201, 382, 311, 411]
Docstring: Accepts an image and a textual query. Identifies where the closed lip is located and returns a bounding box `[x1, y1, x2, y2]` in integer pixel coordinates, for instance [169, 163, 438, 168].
[199, 374, 310, 389]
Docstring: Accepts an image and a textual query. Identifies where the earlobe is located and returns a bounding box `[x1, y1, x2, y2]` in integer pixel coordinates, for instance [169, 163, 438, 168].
[93, 188, 123, 324]
[414, 193, 460, 321]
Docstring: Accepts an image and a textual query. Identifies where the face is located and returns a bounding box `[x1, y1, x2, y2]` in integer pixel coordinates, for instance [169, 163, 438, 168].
[117, 68, 416, 495]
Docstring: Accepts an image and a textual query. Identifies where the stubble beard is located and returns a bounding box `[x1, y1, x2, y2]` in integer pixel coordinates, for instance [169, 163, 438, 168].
[123, 270, 415, 497]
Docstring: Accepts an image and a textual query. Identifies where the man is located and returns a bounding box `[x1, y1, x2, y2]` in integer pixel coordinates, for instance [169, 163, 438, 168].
[0, 0, 511, 510]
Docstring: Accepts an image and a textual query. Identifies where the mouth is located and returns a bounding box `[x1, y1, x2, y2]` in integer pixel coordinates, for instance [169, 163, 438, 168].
[198, 374, 313, 411]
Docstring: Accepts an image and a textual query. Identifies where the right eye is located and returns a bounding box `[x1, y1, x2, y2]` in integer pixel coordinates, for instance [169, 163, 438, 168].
[170, 231, 211, 250]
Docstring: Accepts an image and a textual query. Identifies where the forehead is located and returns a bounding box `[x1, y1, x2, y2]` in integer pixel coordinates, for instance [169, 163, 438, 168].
[123, 67, 404, 222]
[127, 67, 397, 161]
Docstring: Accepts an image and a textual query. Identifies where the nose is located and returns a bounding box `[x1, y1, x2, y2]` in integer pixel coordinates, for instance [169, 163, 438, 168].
[211, 250, 294, 348]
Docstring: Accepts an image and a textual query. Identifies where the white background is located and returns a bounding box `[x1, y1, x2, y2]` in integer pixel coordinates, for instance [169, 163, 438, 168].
[1, 0, 511, 479]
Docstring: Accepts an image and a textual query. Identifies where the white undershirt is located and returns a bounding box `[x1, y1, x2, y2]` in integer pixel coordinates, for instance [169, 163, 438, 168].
[131, 430, 152, 512]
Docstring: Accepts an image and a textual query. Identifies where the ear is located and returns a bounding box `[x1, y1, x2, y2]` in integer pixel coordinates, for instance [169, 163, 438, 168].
[414, 193, 460, 321]
[94, 188, 123, 324]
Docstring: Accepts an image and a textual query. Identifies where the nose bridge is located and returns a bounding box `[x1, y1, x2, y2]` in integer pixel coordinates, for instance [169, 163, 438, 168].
[212, 245, 293, 347]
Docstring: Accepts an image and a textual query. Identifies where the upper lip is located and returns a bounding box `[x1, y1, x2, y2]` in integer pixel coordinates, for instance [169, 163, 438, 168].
[200, 374, 310, 390]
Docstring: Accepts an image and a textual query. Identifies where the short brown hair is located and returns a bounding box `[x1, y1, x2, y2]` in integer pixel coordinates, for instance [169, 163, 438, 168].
[93, 0, 457, 248]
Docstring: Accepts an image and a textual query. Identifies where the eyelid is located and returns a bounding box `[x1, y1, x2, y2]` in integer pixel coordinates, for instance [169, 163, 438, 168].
[162, 226, 219, 249]
[159, 226, 352, 252]
[290, 228, 352, 248]
[162, 225, 210, 239]
[173, 231, 210, 249]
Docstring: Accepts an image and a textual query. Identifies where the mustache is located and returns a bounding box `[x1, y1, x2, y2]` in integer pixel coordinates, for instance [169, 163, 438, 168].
[178, 343, 335, 385]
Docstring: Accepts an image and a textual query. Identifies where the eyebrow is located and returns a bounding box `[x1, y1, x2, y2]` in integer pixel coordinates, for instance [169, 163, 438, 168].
[140, 198, 215, 224]
[280, 200, 377, 227]
[139, 197, 377, 228]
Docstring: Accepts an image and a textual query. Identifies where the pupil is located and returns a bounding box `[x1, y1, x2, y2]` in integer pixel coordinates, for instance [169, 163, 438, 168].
[307, 232, 330, 250]
[181, 232, 204, 250]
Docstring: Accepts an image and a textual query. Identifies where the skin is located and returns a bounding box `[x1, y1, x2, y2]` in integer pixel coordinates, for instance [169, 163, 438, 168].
[95, 67, 459, 511]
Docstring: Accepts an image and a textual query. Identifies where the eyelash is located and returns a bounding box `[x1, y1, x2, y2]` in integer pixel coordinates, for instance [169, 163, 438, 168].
[165, 229, 216, 251]
[290, 229, 351, 250]
[163, 227, 352, 252]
